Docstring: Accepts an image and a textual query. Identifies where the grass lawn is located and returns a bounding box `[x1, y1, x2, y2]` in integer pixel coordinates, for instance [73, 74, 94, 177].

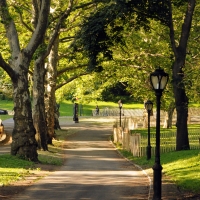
[118, 147, 200, 193]
[0, 128, 74, 186]
[0, 99, 144, 118]
[59, 99, 144, 116]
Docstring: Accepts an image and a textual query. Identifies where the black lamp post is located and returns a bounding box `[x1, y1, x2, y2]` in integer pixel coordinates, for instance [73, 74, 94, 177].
[118, 100, 123, 127]
[150, 68, 169, 200]
[145, 100, 153, 160]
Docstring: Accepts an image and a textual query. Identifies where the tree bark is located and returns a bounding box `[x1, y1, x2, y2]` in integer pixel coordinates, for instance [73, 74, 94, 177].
[167, 102, 175, 129]
[32, 59, 48, 150]
[0, 0, 50, 161]
[11, 61, 38, 161]
[173, 60, 190, 150]
[45, 37, 59, 144]
[169, 0, 196, 150]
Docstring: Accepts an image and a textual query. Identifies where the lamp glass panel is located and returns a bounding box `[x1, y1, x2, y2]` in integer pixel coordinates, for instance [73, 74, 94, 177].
[160, 76, 168, 89]
[151, 75, 159, 89]
[145, 101, 153, 111]
[147, 103, 153, 111]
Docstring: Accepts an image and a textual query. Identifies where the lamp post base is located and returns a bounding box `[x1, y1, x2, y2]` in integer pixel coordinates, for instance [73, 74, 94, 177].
[152, 163, 163, 200]
[146, 145, 151, 160]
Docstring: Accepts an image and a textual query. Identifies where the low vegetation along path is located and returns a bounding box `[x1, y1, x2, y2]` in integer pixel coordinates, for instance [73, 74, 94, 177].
[12, 119, 150, 200]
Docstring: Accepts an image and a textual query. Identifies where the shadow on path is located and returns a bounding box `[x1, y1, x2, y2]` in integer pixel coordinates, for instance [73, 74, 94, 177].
[11, 120, 150, 200]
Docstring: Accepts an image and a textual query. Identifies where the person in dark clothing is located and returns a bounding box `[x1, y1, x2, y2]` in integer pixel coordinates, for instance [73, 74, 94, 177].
[96, 105, 99, 115]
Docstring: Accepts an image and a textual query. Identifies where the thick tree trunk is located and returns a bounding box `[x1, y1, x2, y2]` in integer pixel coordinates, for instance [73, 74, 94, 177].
[45, 90, 56, 144]
[0, 0, 50, 161]
[11, 68, 38, 161]
[32, 60, 48, 150]
[45, 37, 59, 144]
[169, 0, 195, 150]
[173, 61, 190, 150]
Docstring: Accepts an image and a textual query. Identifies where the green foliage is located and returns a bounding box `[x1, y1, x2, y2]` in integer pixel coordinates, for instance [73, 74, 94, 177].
[33, 43, 48, 60]
[101, 82, 133, 102]
[74, 0, 173, 71]
[147, 0, 170, 26]
[74, 0, 150, 70]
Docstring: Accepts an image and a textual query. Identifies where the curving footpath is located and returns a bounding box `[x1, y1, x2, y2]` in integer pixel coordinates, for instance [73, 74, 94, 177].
[1, 117, 183, 200]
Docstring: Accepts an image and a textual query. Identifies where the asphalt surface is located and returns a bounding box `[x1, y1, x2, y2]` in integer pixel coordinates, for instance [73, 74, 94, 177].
[1, 117, 185, 200]
[1, 117, 150, 200]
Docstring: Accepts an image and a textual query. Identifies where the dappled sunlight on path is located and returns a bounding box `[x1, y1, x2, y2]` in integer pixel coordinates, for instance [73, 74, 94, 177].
[12, 121, 149, 200]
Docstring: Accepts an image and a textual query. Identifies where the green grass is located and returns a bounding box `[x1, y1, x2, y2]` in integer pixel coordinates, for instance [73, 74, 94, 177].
[0, 128, 73, 186]
[0, 100, 14, 110]
[117, 146, 200, 193]
[0, 154, 35, 186]
[162, 150, 200, 193]
[130, 127, 178, 136]
[0, 99, 144, 118]
[130, 125, 200, 150]
[59, 99, 144, 116]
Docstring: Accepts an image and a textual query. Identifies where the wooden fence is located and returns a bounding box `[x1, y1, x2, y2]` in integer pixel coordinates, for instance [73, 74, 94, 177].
[113, 127, 200, 157]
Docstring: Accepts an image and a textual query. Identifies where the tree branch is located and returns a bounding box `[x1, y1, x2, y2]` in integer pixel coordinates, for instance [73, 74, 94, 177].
[0, 54, 16, 81]
[179, 0, 196, 51]
[168, 1, 177, 57]
[43, 0, 74, 59]
[56, 72, 89, 90]
[18, 11, 34, 32]
[0, 0, 20, 59]
[57, 64, 87, 76]
[26, 0, 50, 56]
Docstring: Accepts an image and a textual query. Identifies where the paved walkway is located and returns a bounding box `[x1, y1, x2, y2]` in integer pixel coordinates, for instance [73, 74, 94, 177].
[1, 118, 150, 199]
[0, 117, 184, 200]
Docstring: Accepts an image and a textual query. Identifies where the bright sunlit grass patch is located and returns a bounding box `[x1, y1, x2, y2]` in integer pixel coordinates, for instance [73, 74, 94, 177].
[162, 150, 200, 193]
[117, 147, 200, 193]
[0, 154, 34, 186]
[38, 128, 74, 165]
[0, 128, 73, 185]
[59, 100, 144, 116]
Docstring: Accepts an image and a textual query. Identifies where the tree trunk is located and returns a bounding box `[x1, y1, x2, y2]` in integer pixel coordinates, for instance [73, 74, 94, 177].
[143, 111, 148, 128]
[169, 0, 196, 150]
[167, 102, 175, 129]
[45, 37, 59, 144]
[11, 64, 38, 161]
[0, 0, 50, 161]
[32, 60, 48, 151]
[173, 60, 190, 150]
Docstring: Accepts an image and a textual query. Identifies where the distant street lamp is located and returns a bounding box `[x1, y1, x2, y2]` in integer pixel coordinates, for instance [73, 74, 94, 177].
[150, 68, 169, 200]
[118, 100, 123, 127]
[145, 100, 153, 160]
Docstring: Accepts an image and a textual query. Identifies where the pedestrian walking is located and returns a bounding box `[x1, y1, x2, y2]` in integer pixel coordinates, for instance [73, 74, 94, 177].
[96, 105, 99, 115]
